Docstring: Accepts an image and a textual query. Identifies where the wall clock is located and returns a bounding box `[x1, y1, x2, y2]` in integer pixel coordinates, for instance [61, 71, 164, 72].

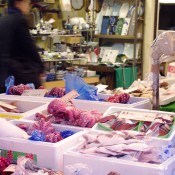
[71, 0, 84, 10]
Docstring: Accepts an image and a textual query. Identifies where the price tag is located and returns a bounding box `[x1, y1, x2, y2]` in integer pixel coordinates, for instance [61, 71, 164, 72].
[60, 90, 79, 103]
[0, 101, 17, 110]
[118, 111, 157, 122]
[3, 164, 16, 172]
[21, 89, 47, 97]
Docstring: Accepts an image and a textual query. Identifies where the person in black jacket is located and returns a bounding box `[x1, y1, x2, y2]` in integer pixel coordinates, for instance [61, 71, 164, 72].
[0, 0, 44, 93]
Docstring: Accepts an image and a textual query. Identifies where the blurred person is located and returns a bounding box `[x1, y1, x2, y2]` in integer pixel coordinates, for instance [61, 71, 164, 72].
[0, 0, 44, 93]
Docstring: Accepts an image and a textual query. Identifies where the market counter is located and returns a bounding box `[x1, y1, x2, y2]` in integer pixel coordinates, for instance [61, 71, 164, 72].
[43, 76, 99, 89]
[85, 65, 138, 89]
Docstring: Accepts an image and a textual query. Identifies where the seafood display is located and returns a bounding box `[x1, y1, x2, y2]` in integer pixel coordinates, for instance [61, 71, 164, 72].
[7, 84, 33, 95]
[7, 83, 66, 98]
[74, 131, 175, 164]
[100, 79, 174, 102]
[33, 99, 102, 128]
[46, 87, 65, 98]
[0, 156, 10, 171]
[106, 93, 130, 104]
[97, 112, 174, 137]
[16, 119, 75, 143]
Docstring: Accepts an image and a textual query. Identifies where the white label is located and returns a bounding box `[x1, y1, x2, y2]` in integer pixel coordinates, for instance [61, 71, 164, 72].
[0, 101, 17, 110]
[60, 90, 79, 103]
[118, 111, 157, 122]
[21, 89, 47, 97]
[102, 49, 118, 63]
[99, 47, 111, 59]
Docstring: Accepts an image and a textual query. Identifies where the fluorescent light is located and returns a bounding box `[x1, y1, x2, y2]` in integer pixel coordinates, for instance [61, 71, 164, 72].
[159, 0, 175, 3]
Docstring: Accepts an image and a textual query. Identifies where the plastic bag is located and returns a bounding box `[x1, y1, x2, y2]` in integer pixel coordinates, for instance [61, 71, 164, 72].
[65, 73, 99, 101]
[12, 156, 63, 175]
[12, 156, 40, 175]
[28, 130, 46, 142]
[151, 31, 175, 65]
[5, 76, 35, 95]
[65, 163, 93, 175]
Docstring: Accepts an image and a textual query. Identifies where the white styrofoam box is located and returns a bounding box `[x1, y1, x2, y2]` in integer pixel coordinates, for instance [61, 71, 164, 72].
[22, 106, 92, 131]
[0, 119, 84, 170]
[93, 106, 175, 146]
[0, 94, 55, 103]
[11, 119, 85, 133]
[160, 93, 175, 106]
[159, 77, 175, 105]
[73, 94, 152, 112]
[24, 98, 108, 121]
[0, 97, 47, 119]
[0, 92, 152, 111]
[64, 148, 175, 175]
[72, 99, 111, 113]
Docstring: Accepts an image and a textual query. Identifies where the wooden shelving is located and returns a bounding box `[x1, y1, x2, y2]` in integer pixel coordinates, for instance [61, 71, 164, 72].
[43, 76, 100, 88]
[94, 34, 143, 41]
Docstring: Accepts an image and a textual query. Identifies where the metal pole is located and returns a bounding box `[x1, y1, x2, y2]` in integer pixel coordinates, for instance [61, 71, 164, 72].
[152, 64, 160, 110]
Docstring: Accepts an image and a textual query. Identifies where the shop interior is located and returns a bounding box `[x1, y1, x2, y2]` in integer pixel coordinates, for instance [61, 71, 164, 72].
[1, 0, 175, 174]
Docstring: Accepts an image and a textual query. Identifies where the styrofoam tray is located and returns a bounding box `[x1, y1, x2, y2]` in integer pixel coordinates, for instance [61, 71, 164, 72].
[64, 145, 175, 175]
[74, 94, 152, 112]
[93, 106, 175, 146]
[22, 106, 95, 131]
[0, 93, 152, 111]
[0, 94, 55, 103]
[0, 97, 47, 120]
[160, 94, 175, 106]
[0, 119, 83, 170]
[160, 77, 175, 85]
[24, 97, 111, 121]
[160, 77, 175, 105]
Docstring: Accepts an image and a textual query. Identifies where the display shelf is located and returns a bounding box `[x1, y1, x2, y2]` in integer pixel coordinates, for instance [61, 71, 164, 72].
[93, 0, 145, 84]
[31, 33, 82, 37]
[31, 34, 50, 37]
[43, 76, 99, 88]
[42, 58, 84, 63]
[94, 34, 143, 41]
